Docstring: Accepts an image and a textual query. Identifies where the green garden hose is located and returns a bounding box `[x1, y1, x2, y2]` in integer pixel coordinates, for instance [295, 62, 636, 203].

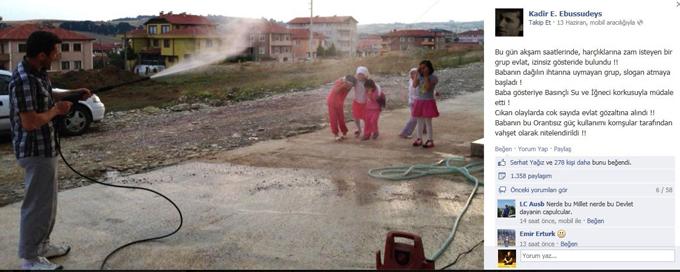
[368, 156, 483, 263]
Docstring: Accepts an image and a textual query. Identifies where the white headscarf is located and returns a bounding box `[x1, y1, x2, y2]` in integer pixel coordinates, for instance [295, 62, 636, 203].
[356, 66, 369, 77]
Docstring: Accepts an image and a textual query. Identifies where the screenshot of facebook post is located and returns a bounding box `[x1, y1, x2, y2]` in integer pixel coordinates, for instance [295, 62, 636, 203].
[1, 0, 490, 270]
[485, 0, 679, 270]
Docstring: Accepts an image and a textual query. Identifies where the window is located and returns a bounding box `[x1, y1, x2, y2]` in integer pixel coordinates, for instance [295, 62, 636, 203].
[164, 39, 170, 48]
[74, 61, 82, 70]
[61, 43, 70, 52]
[161, 25, 170, 34]
[400, 37, 405, 42]
[152, 40, 159, 47]
[259, 46, 265, 55]
[148, 25, 157, 35]
[0, 75, 9, 95]
[273, 47, 280, 54]
[206, 39, 213, 48]
[184, 54, 191, 59]
[73, 43, 82, 52]
[61, 61, 70, 70]
[18, 43, 27, 53]
[259, 34, 265, 42]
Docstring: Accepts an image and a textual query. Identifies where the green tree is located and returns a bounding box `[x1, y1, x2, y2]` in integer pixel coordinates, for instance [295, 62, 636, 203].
[125, 46, 137, 61]
[316, 44, 325, 58]
[327, 43, 337, 57]
[108, 51, 124, 69]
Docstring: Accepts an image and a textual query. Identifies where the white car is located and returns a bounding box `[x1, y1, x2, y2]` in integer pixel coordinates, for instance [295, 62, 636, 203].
[133, 64, 165, 76]
[0, 70, 12, 133]
[0, 70, 106, 136]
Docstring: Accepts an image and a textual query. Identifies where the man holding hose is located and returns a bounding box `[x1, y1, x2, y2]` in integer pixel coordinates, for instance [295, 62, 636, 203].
[9, 31, 91, 270]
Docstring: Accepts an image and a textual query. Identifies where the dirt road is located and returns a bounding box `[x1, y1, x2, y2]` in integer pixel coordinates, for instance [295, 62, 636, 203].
[0, 63, 482, 206]
[0, 85, 485, 270]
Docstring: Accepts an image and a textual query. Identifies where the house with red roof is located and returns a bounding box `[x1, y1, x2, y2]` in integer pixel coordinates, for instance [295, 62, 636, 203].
[0, 24, 95, 71]
[287, 16, 357, 57]
[290, 28, 326, 61]
[243, 20, 293, 62]
[381, 29, 447, 52]
[357, 35, 386, 57]
[126, 11, 221, 67]
[456, 29, 484, 44]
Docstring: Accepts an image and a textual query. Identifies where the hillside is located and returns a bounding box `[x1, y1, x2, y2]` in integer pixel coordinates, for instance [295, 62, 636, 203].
[358, 20, 483, 35]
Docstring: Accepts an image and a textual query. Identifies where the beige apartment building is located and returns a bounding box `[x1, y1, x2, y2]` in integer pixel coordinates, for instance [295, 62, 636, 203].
[287, 16, 357, 57]
[0, 24, 94, 72]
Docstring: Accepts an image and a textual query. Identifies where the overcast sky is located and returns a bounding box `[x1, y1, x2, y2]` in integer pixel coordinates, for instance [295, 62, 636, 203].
[1, 0, 484, 24]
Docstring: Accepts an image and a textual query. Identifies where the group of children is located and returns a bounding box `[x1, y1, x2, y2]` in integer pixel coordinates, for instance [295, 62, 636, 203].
[326, 60, 439, 148]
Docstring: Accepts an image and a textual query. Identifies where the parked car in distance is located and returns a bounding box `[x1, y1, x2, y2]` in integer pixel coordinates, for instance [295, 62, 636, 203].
[133, 65, 165, 76]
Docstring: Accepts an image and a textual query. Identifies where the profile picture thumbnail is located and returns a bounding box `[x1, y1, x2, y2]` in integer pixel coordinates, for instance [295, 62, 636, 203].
[496, 8, 524, 37]
[497, 199, 516, 218]
[497, 229, 516, 247]
[498, 249, 517, 268]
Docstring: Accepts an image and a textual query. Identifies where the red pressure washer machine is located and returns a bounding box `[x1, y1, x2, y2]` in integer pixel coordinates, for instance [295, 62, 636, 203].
[376, 231, 435, 270]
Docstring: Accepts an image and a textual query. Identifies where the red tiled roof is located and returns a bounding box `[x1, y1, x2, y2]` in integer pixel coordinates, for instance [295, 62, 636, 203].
[382, 29, 436, 38]
[0, 24, 95, 41]
[150, 13, 214, 26]
[289, 29, 325, 40]
[126, 28, 147, 38]
[126, 26, 218, 38]
[458, 29, 483, 36]
[93, 43, 122, 51]
[288, 16, 357, 24]
[164, 26, 218, 37]
[261, 21, 289, 34]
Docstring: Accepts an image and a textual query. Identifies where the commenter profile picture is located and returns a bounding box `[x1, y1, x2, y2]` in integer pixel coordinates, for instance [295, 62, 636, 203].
[498, 249, 517, 268]
[496, 8, 524, 37]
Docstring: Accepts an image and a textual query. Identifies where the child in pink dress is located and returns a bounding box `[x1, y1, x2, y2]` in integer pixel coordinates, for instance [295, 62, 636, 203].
[412, 60, 439, 148]
[362, 79, 385, 140]
[327, 75, 357, 141]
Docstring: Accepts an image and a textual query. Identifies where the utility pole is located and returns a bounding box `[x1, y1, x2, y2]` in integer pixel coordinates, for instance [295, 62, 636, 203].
[123, 32, 128, 71]
[309, 0, 313, 61]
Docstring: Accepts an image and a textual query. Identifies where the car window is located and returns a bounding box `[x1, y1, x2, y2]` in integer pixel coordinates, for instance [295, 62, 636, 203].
[0, 75, 9, 95]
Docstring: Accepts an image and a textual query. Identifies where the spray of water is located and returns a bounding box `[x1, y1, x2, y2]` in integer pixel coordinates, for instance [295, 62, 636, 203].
[151, 18, 266, 79]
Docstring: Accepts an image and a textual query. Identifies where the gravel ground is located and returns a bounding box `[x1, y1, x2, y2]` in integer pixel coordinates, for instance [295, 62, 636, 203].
[0, 63, 483, 206]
